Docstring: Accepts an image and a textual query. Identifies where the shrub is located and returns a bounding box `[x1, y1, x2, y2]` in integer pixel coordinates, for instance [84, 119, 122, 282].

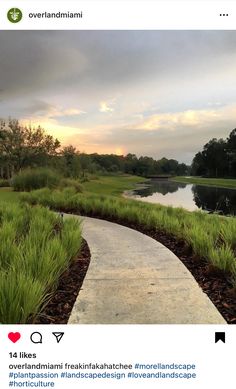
[80, 174, 89, 183]
[0, 179, 10, 187]
[11, 168, 61, 192]
[88, 174, 99, 180]
[59, 178, 83, 193]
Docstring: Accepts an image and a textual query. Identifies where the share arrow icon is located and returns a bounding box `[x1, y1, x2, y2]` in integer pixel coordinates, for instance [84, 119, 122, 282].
[52, 332, 64, 343]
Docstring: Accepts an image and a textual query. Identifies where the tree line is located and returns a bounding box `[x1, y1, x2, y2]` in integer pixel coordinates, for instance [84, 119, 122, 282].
[0, 119, 190, 179]
[191, 128, 236, 178]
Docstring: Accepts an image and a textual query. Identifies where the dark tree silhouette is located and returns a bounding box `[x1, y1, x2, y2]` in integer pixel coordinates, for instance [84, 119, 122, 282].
[191, 128, 236, 178]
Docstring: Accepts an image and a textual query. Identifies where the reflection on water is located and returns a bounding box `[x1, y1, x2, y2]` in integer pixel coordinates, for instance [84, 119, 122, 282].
[126, 179, 236, 215]
[192, 185, 236, 215]
[134, 180, 187, 196]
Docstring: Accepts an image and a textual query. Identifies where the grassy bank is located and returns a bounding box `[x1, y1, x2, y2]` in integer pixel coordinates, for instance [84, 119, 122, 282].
[171, 176, 236, 189]
[0, 174, 144, 204]
[82, 174, 147, 196]
[0, 203, 82, 324]
[21, 188, 236, 283]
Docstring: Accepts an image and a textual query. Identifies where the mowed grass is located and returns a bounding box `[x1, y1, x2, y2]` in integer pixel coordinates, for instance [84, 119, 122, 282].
[0, 187, 20, 203]
[0, 202, 82, 324]
[22, 188, 236, 283]
[82, 174, 147, 196]
[171, 176, 236, 189]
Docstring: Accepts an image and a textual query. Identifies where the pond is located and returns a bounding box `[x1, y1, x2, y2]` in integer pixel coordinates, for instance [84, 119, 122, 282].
[125, 179, 236, 215]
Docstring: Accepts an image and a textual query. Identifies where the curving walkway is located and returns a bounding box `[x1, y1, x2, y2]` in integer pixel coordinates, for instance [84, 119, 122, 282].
[67, 215, 225, 324]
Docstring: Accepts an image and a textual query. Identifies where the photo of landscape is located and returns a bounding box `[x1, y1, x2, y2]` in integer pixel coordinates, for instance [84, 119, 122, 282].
[0, 31, 236, 324]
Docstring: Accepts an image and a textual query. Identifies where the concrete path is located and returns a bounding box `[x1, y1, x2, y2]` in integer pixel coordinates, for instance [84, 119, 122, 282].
[67, 216, 225, 324]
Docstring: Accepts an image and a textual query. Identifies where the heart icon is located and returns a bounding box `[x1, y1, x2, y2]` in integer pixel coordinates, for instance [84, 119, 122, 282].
[8, 332, 21, 343]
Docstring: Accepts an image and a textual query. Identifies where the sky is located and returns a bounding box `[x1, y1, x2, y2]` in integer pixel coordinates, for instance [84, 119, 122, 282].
[1, 30, 236, 164]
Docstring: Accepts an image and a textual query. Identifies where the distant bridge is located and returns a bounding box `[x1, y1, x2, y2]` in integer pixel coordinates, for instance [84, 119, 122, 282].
[145, 175, 172, 179]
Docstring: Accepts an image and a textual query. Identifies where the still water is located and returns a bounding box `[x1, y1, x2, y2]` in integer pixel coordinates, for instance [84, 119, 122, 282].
[125, 179, 236, 215]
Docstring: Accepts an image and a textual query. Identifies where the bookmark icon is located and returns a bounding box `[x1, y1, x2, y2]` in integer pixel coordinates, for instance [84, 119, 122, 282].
[215, 332, 226, 344]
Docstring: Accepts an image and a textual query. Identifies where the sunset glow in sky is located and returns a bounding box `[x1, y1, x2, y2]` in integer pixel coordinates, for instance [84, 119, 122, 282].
[1, 31, 236, 163]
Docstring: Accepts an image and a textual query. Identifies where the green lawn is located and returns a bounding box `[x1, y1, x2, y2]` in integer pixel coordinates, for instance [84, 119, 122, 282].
[0, 187, 20, 203]
[171, 176, 236, 189]
[83, 174, 146, 196]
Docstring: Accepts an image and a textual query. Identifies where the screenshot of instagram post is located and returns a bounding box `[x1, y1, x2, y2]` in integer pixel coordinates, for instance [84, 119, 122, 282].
[0, 1, 235, 388]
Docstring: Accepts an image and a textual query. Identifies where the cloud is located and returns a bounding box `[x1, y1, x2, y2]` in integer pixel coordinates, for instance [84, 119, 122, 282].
[18, 100, 86, 122]
[60, 108, 86, 116]
[99, 100, 115, 113]
[50, 107, 86, 118]
[0, 32, 89, 102]
[133, 108, 222, 131]
[2, 30, 236, 105]
[65, 103, 236, 163]
[1, 31, 236, 163]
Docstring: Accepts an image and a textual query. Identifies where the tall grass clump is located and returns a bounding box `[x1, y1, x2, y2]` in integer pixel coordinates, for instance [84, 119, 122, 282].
[209, 245, 236, 273]
[0, 270, 46, 324]
[0, 179, 10, 187]
[21, 188, 236, 281]
[184, 225, 214, 259]
[0, 203, 82, 324]
[59, 178, 83, 193]
[220, 222, 236, 251]
[11, 168, 61, 192]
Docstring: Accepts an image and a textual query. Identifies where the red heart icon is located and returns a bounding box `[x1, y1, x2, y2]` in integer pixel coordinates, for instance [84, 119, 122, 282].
[8, 332, 21, 343]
